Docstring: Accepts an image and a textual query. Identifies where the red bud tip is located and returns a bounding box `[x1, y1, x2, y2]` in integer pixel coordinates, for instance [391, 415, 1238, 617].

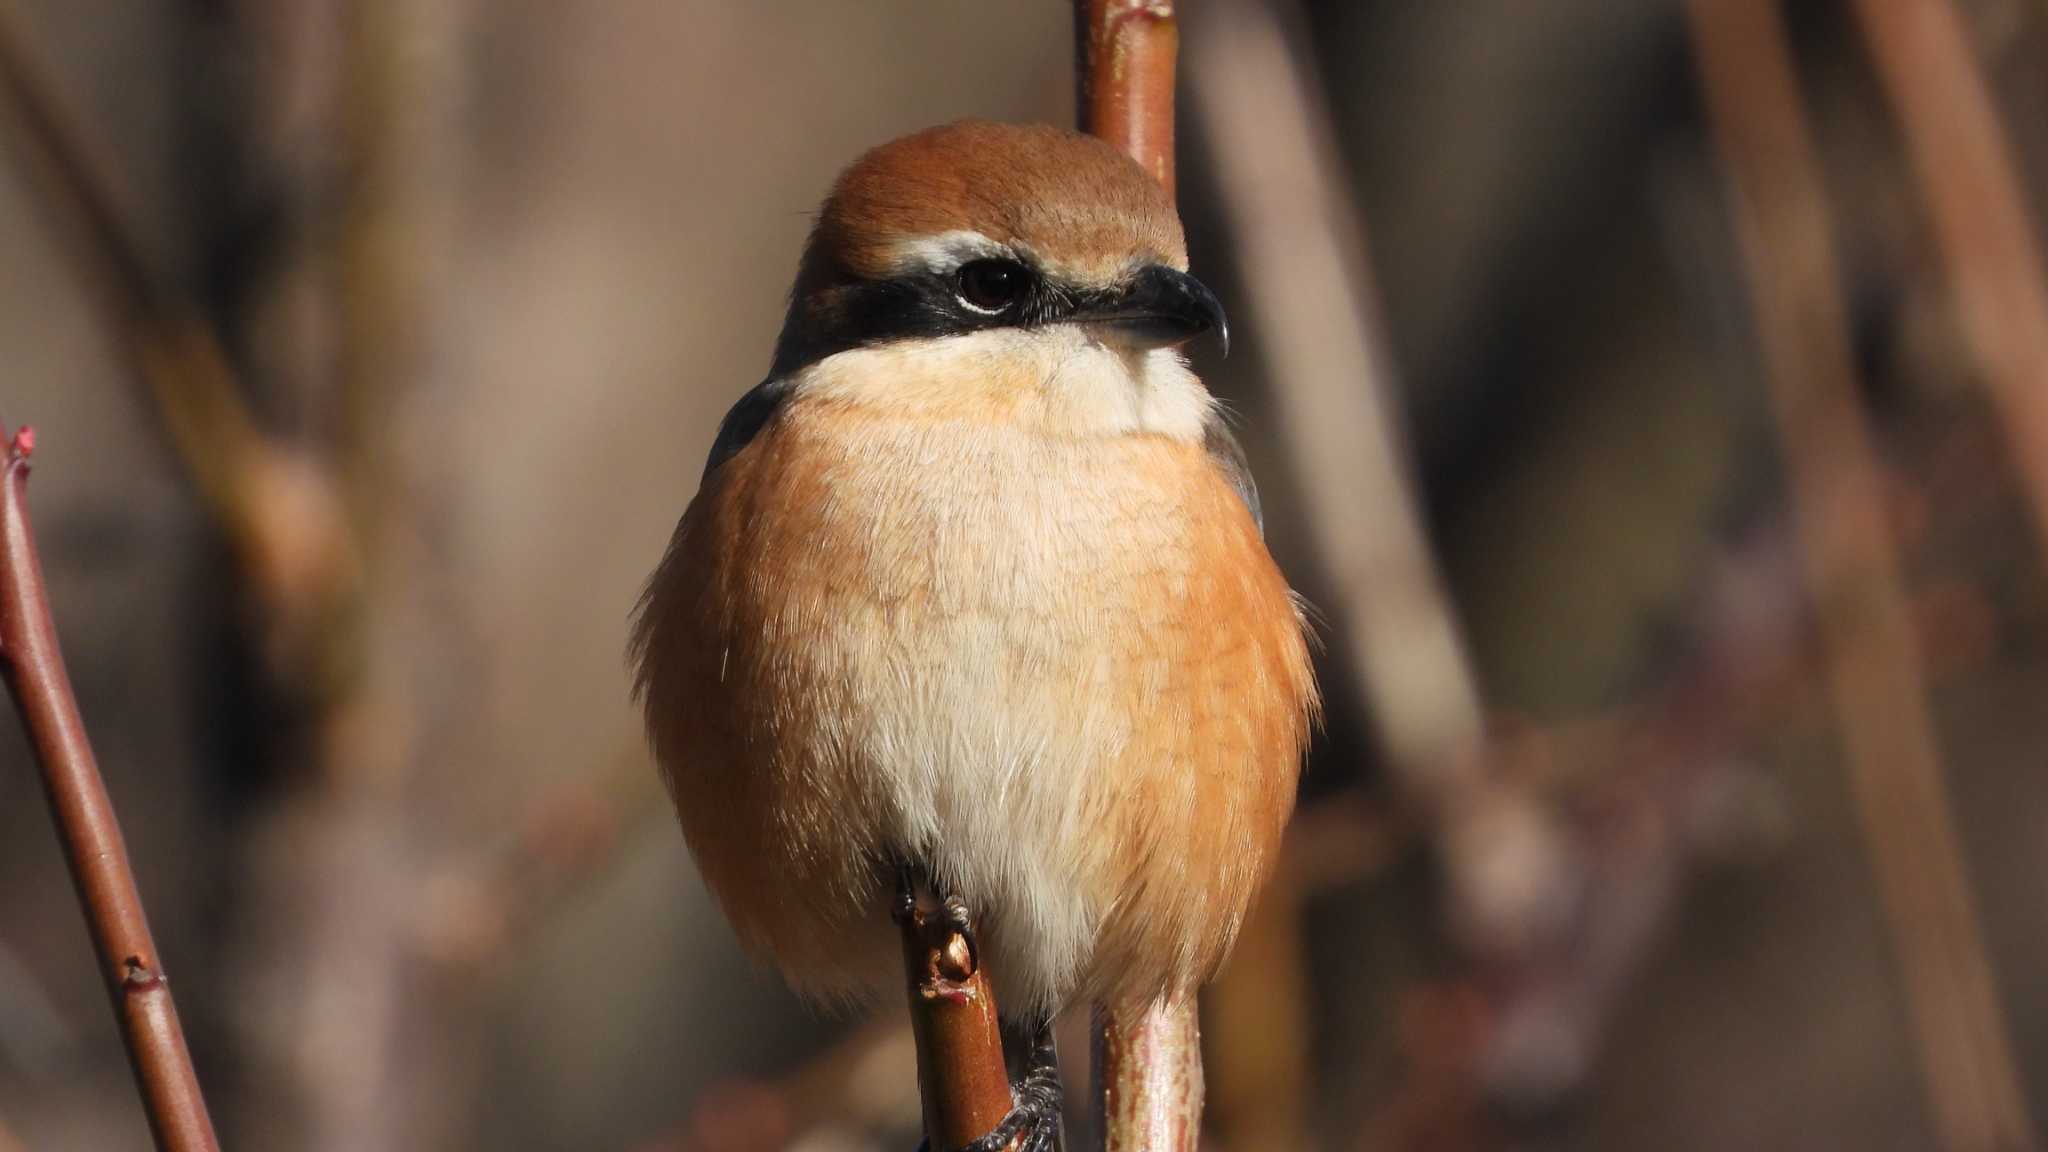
[10, 427, 33, 459]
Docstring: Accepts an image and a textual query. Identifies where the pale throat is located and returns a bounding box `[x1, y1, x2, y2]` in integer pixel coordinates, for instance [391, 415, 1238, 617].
[791, 326, 1215, 440]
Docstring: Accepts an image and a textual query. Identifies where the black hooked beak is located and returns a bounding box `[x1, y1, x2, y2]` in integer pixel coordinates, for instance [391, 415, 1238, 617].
[1077, 264, 1230, 356]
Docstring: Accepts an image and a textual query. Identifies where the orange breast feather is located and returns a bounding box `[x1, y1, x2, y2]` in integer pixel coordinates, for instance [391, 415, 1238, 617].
[635, 395, 1316, 1014]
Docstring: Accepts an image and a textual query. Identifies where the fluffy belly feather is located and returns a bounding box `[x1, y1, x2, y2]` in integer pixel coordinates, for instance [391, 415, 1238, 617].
[634, 396, 1314, 1019]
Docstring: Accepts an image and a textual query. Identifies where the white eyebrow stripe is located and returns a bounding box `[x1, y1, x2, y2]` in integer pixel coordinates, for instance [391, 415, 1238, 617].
[884, 230, 1016, 274]
[882, 232, 1145, 286]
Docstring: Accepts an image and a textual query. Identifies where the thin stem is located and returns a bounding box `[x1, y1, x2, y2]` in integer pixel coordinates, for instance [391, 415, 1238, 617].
[0, 425, 220, 1152]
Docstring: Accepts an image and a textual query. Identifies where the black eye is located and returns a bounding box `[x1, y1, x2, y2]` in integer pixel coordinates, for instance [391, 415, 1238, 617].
[957, 259, 1028, 313]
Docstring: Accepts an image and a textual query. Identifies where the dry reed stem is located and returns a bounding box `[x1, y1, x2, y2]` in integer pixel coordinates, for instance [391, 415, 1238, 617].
[0, 426, 220, 1152]
[1851, 0, 2048, 558]
[1687, 2, 2033, 1148]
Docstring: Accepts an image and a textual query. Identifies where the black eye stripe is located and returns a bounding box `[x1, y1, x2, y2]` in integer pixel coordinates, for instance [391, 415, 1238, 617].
[771, 262, 1094, 375]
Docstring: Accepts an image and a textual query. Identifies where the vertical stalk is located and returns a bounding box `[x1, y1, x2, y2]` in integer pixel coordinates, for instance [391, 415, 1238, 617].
[1074, 4, 1207, 1150]
[1074, 0, 1180, 194]
[1092, 999, 1204, 1152]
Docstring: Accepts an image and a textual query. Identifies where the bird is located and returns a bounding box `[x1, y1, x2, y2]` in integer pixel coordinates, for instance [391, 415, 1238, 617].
[631, 119, 1317, 1150]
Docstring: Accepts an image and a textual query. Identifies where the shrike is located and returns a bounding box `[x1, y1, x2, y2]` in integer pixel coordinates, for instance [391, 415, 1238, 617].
[633, 119, 1317, 1149]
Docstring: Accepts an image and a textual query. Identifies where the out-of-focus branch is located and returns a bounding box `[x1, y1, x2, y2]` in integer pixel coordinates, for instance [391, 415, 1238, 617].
[1201, 881, 1309, 1152]
[1185, 0, 1487, 805]
[1279, 789, 1406, 894]
[0, 426, 220, 1152]
[411, 746, 657, 972]
[901, 896, 1015, 1150]
[257, 5, 464, 1148]
[1206, 792, 1403, 1152]
[1687, 3, 2033, 1149]
[1850, 0, 2048, 555]
[1188, 10, 1576, 1138]
[0, 0, 357, 686]
[1074, 0, 1179, 195]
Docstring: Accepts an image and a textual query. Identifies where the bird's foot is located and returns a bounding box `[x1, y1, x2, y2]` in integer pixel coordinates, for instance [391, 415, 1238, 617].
[893, 864, 975, 938]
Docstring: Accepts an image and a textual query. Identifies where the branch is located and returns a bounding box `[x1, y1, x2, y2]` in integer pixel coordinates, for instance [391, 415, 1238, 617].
[1090, 999, 1203, 1152]
[0, 425, 220, 1152]
[1850, 0, 2048, 558]
[411, 746, 654, 972]
[1074, 0, 1179, 197]
[900, 894, 1015, 1150]
[1686, 2, 2033, 1148]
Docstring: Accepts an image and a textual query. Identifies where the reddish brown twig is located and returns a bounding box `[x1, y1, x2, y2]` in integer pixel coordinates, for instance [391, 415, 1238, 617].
[900, 896, 1016, 1150]
[1074, 0, 1179, 196]
[1850, 0, 2048, 557]
[1687, 2, 2033, 1149]
[0, 425, 220, 1152]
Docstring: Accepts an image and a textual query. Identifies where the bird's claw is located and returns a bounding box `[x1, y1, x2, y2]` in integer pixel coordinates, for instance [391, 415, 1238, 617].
[936, 893, 975, 937]
[892, 865, 978, 938]
[914, 1100, 1059, 1152]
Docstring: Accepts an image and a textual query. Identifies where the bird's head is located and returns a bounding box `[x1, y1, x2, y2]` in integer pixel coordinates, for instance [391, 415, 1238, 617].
[770, 120, 1227, 379]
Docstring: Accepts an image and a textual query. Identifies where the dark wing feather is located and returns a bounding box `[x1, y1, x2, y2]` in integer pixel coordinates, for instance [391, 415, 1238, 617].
[701, 376, 795, 480]
[1203, 418, 1265, 536]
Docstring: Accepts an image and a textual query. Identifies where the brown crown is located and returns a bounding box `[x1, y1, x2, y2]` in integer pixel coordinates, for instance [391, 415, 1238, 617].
[802, 120, 1186, 289]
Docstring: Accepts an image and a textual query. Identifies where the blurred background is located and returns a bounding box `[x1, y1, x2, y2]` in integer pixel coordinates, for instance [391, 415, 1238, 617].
[1, 0, 2046, 1149]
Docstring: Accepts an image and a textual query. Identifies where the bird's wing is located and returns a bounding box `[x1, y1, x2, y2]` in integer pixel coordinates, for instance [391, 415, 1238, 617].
[1203, 417, 1265, 536]
[701, 376, 796, 481]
